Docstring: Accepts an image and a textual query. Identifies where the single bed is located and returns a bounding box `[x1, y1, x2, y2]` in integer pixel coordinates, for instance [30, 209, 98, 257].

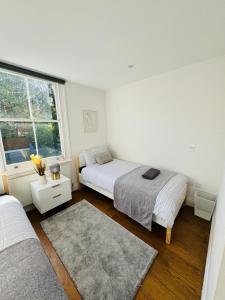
[0, 195, 67, 299]
[76, 150, 188, 244]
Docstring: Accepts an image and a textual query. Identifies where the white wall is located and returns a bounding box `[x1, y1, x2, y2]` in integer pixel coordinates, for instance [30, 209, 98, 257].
[201, 164, 225, 300]
[65, 81, 106, 187]
[215, 248, 225, 299]
[65, 81, 106, 154]
[106, 56, 225, 201]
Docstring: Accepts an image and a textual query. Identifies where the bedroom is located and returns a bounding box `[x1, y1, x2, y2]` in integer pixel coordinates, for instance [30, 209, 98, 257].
[0, 1, 225, 299]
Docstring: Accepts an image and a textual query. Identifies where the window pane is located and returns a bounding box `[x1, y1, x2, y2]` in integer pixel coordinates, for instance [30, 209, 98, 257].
[29, 79, 57, 120]
[0, 122, 36, 164]
[0, 72, 29, 118]
[35, 122, 61, 158]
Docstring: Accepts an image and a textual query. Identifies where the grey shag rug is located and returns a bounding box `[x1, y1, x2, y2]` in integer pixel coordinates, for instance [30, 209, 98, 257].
[41, 200, 157, 300]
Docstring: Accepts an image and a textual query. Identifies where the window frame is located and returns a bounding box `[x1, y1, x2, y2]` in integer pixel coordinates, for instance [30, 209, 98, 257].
[0, 69, 65, 170]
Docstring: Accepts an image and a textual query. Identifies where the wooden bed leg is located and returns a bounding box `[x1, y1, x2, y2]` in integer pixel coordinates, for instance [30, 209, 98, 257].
[166, 227, 172, 244]
[2, 175, 9, 194]
[75, 156, 81, 190]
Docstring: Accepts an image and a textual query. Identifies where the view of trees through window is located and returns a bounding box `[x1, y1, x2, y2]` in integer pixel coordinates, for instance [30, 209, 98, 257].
[0, 71, 62, 165]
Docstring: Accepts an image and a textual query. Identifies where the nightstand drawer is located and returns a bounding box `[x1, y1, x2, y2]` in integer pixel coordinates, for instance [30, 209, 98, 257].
[38, 180, 70, 199]
[41, 192, 71, 213]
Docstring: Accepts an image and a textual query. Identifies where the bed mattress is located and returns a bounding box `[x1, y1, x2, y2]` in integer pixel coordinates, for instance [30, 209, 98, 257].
[81, 159, 188, 227]
[0, 195, 38, 252]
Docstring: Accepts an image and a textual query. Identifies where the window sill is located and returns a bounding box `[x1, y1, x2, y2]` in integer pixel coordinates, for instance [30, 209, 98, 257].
[1, 159, 72, 179]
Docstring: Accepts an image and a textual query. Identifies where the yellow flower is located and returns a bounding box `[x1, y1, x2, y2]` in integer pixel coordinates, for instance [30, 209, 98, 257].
[30, 154, 46, 176]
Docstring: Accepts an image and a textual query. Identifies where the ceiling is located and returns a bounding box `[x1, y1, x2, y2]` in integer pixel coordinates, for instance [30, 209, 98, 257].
[0, 0, 225, 90]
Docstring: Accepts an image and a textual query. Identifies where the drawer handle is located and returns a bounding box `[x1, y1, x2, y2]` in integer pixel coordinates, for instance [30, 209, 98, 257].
[52, 184, 60, 188]
[53, 193, 62, 198]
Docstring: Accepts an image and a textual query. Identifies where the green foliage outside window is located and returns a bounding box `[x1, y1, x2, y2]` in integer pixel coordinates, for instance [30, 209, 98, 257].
[0, 71, 62, 165]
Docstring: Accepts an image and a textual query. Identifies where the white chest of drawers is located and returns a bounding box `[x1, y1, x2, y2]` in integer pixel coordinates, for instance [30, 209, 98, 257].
[30, 175, 72, 214]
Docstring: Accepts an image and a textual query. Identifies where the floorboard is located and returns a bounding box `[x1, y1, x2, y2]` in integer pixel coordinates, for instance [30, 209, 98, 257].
[27, 187, 210, 300]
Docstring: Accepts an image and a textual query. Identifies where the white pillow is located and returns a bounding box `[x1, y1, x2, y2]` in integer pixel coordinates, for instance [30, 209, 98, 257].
[83, 146, 110, 166]
[95, 151, 113, 165]
[83, 149, 96, 165]
[79, 152, 86, 167]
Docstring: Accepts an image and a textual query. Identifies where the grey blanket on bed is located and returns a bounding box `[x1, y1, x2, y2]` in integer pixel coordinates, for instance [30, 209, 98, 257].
[0, 238, 67, 300]
[114, 166, 176, 231]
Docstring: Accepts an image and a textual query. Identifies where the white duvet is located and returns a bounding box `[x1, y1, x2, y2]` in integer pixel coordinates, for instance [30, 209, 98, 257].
[81, 159, 188, 227]
[0, 195, 38, 252]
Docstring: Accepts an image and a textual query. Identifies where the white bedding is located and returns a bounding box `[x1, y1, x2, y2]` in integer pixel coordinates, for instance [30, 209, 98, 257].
[0, 195, 38, 252]
[81, 159, 187, 227]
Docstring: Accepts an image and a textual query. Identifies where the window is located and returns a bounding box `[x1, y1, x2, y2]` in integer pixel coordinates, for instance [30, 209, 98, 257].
[0, 70, 63, 166]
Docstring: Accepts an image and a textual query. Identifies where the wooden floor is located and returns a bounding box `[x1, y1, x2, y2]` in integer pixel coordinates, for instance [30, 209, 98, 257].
[28, 187, 210, 300]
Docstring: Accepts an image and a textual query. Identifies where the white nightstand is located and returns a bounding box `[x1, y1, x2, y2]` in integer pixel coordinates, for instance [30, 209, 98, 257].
[30, 175, 72, 214]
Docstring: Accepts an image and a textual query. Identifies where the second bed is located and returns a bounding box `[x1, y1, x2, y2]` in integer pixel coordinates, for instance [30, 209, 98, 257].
[77, 157, 187, 244]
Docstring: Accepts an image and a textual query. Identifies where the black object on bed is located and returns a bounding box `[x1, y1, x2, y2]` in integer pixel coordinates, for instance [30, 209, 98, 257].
[142, 168, 160, 180]
[0, 193, 8, 196]
[79, 166, 86, 173]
